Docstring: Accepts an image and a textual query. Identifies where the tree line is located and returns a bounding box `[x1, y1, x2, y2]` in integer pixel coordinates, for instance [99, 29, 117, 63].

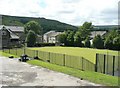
[24, 20, 120, 51]
[58, 22, 120, 50]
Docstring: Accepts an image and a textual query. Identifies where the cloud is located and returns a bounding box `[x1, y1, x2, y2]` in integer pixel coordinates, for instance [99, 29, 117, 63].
[0, 0, 119, 25]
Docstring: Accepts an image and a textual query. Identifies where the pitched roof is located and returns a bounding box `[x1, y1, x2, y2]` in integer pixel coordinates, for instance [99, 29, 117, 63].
[5, 26, 24, 32]
[44, 30, 62, 37]
[90, 31, 106, 38]
[0, 25, 20, 39]
[7, 29, 19, 39]
[0, 25, 24, 32]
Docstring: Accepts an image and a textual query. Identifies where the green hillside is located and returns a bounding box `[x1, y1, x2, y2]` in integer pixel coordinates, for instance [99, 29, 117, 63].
[2, 15, 78, 33]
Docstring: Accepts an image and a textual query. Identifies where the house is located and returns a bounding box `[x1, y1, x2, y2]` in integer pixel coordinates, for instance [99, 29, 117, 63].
[43, 31, 62, 43]
[0, 25, 24, 48]
[90, 30, 107, 44]
[90, 31, 107, 39]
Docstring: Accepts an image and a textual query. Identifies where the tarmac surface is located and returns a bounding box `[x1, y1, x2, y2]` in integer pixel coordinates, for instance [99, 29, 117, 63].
[0, 56, 102, 86]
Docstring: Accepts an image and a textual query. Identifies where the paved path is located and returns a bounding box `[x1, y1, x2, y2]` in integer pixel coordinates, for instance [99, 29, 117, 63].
[0, 56, 102, 86]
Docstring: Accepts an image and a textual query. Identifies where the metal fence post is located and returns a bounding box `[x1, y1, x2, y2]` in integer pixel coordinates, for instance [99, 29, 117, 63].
[103, 55, 106, 74]
[16, 48, 17, 55]
[95, 53, 98, 72]
[82, 57, 84, 71]
[36, 50, 38, 57]
[9, 48, 10, 54]
[3, 48, 4, 52]
[49, 52, 50, 62]
[63, 54, 65, 66]
[112, 56, 115, 76]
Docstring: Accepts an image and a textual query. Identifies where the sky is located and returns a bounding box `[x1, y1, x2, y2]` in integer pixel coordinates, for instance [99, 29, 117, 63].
[0, 0, 119, 26]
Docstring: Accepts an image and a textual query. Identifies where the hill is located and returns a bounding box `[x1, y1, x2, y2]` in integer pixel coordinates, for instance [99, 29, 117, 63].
[1, 15, 78, 33]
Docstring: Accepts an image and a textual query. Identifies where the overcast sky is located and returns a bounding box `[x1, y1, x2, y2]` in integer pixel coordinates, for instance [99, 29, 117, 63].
[0, 0, 119, 26]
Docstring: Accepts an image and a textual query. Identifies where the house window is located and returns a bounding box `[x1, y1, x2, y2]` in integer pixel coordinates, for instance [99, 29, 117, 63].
[2, 31, 6, 35]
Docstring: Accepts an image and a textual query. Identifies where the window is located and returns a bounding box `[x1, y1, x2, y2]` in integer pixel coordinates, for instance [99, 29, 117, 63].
[2, 31, 6, 35]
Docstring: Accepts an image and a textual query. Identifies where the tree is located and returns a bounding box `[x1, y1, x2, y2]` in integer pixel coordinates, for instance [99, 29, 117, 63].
[26, 30, 36, 47]
[24, 21, 42, 34]
[78, 22, 93, 40]
[66, 31, 74, 46]
[113, 36, 120, 50]
[92, 35, 104, 49]
[84, 37, 91, 48]
[74, 32, 82, 47]
[104, 29, 119, 50]
[58, 33, 67, 44]
[104, 36, 113, 50]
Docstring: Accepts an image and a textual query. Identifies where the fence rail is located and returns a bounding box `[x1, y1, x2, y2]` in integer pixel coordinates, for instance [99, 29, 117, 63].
[2, 48, 119, 76]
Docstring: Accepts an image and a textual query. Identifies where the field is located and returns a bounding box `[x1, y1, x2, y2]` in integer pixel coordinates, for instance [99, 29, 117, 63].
[29, 46, 119, 64]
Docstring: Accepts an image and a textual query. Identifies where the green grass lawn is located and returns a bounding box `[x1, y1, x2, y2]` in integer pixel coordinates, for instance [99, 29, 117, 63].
[29, 46, 119, 64]
[27, 60, 118, 86]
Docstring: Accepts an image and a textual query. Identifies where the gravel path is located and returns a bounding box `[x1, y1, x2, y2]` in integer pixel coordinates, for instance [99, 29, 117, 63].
[0, 56, 102, 86]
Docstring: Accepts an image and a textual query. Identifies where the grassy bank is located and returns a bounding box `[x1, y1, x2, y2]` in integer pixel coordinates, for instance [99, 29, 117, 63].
[0, 51, 18, 58]
[27, 60, 118, 86]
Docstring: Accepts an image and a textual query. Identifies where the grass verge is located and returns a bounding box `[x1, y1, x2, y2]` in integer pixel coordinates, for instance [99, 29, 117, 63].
[27, 60, 118, 86]
[0, 51, 19, 58]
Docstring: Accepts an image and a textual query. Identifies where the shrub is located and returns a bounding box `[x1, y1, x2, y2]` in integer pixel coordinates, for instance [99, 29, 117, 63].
[84, 37, 91, 48]
[66, 31, 74, 46]
[113, 36, 120, 50]
[104, 37, 113, 50]
[92, 35, 104, 49]
[34, 43, 55, 47]
[74, 32, 82, 47]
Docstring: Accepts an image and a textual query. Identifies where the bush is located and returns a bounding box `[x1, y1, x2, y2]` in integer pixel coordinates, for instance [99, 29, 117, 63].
[84, 37, 91, 48]
[113, 36, 120, 50]
[34, 43, 55, 47]
[66, 31, 74, 46]
[104, 37, 113, 50]
[92, 35, 104, 49]
[74, 32, 83, 47]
